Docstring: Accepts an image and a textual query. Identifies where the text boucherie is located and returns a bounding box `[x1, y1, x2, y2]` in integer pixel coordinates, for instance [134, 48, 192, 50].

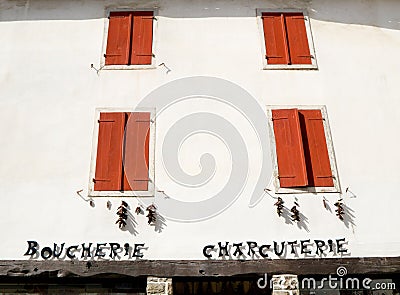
[24, 241, 146, 260]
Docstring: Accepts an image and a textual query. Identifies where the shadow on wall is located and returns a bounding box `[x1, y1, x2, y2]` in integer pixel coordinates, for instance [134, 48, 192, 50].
[281, 206, 310, 233]
[0, 0, 399, 31]
[322, 197, 356, 230]
[342, 203, 355, 229]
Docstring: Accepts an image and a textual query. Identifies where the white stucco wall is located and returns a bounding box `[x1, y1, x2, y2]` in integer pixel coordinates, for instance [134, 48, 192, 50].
[0, 0, 400, 260]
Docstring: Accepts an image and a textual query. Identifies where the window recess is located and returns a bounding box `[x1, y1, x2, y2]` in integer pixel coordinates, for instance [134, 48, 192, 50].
[104, 11, 155, 67]
[89, 110, 155, 197]
[268, 107, 340, 193]
[258, 10, 317, 69]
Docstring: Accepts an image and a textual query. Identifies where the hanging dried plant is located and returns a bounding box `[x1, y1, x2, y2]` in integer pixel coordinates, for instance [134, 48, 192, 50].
[334, 199, 345, 221]
[290, 205, 300, 222]
[116, 201, 128, 229]
[146, 204, 157, 225]
[274, 197, 284, 217]
[135, 206, 143, 215]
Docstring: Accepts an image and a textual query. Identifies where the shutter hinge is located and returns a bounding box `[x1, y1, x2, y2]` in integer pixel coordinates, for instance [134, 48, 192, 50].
[136, 53, 155, 57]
[104, 54, 122, 57]
[277, 175, 296, 179]
[298, 55, 314, 59]
[98, 120, 115, 123]
[135, 120, 153, 123]
[93, 178, 111, 183]
[266, 55, 284, 59]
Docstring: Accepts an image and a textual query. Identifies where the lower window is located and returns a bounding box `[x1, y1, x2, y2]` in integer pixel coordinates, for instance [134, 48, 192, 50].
[89, 109, 155, 197]
[267, 106, 340, 194]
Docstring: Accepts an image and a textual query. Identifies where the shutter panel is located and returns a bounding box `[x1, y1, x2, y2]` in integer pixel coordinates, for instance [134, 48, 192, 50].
[272, 109, 308, 187]
[105, 12, 132, 65]
[285, 13, 312, 65]
[123, 112, 151, 191]
[262, 13, 290, 65]
[298, 110, 333, 187]
[130, 11, 154, 65]
[94, 113, 125, 191]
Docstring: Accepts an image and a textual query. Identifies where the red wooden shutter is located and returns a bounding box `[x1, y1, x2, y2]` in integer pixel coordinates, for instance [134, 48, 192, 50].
[262, 13, 290, 65]
[272, 109, 308, 187]
[130, 11, 154, 65]
[105, 12, 132, 65]
[123, 112, 151, 191]
[298, 110, 333, 187]
[94, 113, 125, 191]
[285, 13, 312, 65]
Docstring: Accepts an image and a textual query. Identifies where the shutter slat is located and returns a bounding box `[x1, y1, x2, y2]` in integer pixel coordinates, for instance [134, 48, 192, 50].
[285, 13, 312, 65]
[123, 112, 151, 191]
[105, 12, 132, 65]
[272, 109, 308, 188]
[94, 113, 125, 191]
[298, 110, 334, 187]
[262, 13, 289, 65]
[130, 11, 154, 65]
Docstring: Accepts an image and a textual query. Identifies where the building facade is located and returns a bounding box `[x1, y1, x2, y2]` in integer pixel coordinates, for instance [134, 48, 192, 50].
[1, 0, 400, 294]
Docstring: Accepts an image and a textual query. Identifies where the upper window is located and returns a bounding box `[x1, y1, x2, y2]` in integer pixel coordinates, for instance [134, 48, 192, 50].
[89, 110, 155, 197]
[267, 107, 339, 193]
[103, 11, 155, 67]
[258, 10, 317, 69]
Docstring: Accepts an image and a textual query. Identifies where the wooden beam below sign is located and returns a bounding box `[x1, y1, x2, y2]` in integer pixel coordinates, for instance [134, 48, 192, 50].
[1, 257, 400, 278]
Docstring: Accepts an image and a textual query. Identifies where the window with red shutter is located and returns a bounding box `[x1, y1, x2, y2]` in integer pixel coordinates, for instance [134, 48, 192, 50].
[262, 13, 290, 65]
[105, 11, 154, 66]
[260, 10, 317, 69]
[272, 109, 308, 188]
[269, 107, 339, 193]
[122, 112, 151, 191]
[298, 110, 334, 187]
[91, 110, 154, 196]
[93, 112, 125, 191]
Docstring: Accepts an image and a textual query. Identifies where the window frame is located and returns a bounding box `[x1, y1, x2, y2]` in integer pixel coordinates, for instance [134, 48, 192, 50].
[266, 105, 341, 194]
[100, 8, 158, 70]
[257, 9, 318, 70]
[88, 107, 156, 197]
